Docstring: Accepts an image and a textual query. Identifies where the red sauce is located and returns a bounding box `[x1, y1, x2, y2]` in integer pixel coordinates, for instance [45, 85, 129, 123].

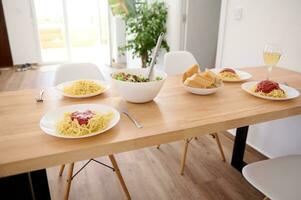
[220, 68, 236, 74]
[255, 80, 280, 93]
[71, 110, 95, 125]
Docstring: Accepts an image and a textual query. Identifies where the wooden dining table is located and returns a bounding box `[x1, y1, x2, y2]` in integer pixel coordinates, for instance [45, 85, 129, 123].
[1, 66, 301, 199]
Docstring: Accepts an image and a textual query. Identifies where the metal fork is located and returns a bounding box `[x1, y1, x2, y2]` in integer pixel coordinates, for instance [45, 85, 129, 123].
[36, 89, 45, 103]
[119, 106, 143, 129]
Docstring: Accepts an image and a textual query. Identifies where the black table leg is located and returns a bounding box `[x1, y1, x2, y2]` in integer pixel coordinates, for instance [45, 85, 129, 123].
[30, 169, 51, 200]
[0, 169, 51, 200]
[231, 126, 249, 172]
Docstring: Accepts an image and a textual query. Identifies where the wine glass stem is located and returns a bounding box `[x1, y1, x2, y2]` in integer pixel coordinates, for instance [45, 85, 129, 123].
[267, 65, 273, 80]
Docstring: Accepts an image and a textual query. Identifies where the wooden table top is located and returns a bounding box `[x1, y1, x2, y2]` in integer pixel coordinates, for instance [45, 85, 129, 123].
[0, 66, 301, 177]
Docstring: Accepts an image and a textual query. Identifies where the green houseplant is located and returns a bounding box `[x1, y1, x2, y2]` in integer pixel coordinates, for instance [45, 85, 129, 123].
[119, 1, 169, 68]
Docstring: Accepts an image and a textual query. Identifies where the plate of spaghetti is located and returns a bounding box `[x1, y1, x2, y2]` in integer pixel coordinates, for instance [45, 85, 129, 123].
[40, 104, 120, 138]
[211, 68, 252, 82]
[241, 80, 300, 100]
[56, 79, 109, 98]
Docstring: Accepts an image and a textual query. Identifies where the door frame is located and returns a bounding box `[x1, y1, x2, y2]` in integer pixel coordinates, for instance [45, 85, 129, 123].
[29, 0, 43, 65]
[180, 0, 187, 50]
[215, 0, 229, 68]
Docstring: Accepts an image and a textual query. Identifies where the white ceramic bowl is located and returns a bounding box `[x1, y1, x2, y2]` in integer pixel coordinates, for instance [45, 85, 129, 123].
[183, 83, 223, 95]
[111, 68, 167, 103]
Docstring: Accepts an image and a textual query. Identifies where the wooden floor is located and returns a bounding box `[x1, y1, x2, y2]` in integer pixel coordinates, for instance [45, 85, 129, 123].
[0, 67, 266, 200]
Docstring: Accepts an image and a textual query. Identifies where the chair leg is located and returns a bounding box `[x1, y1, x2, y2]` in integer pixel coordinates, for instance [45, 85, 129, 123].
[156, 144, 161, 149]
[109, 155, 131, 200]
[59, 164, 65, 176]
[180, 139, 190, 175]
[64, 163, 74, 200]
[213, 133, 226, 161]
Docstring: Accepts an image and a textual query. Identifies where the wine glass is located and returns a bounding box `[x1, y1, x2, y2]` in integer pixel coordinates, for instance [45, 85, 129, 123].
[263, 44, 282, 80]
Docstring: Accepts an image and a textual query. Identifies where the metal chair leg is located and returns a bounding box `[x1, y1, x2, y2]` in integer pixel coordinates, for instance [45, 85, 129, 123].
[213, 133, 226, 161]
[64, 163, 74, 200]
[109, 155, 131, 200]
[59, 164, 65, 176]
[180, 139, 190, 175]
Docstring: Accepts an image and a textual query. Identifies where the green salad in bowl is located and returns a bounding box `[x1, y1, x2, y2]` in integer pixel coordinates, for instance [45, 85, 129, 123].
[112, 72, 162, 82]
[111, 68, 167, 103]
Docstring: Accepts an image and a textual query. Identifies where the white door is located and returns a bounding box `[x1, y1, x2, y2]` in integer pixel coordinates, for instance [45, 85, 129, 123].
[184, 0, 221, 68]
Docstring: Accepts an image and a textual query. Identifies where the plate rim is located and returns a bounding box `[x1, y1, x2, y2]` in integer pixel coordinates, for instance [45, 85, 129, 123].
[182, 82, 223, 95]
[241, 81, 300, 101]
[40, 103, 120, 139]
[55, 79, 109, 98]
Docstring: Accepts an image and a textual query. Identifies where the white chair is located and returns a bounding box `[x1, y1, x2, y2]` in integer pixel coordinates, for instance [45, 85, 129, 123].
[158, 51, 226, 175]
[54, 63, 130, 200]
[243, 155, 301, 200]
[163, 51, 200, 75]
[53, 63, 105, 85]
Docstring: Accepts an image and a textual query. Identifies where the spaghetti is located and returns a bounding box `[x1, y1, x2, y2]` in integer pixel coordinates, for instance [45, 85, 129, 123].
[56, 110, 113, 136]
[63, 80, 105, 96]
[252, 80, 286, 98]
[218, 69, 240, 81]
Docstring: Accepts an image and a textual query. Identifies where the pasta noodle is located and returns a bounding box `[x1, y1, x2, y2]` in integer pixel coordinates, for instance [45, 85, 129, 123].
[57, 111, 113, 136]
[251, 85, 286, 98]
[219, 71, 240, 81]
[63, 80, 104, 96]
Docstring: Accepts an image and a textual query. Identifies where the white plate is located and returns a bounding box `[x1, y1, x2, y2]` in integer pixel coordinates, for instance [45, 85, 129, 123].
[40, 104, 120, 138]
[183, 83, 223, 95]
[241, 81, 300, 101]
[211, 68, 252, 82]
[56, 79, 109, 98]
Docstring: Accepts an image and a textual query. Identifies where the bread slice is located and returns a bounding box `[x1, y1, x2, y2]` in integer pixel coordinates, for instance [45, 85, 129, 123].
[182, 64, 200, 83]
[203, 69, 222, 86]
[184, 73, 214, 88]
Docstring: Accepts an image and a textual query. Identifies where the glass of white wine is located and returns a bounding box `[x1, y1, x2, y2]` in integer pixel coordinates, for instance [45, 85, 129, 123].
[263, 44, 282, 80]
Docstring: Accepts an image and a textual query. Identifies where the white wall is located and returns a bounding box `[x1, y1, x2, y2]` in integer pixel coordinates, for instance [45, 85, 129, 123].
[110, 16, 126, 64]
[165, 0, 183, 51]
[218, 0, 301, 157]
[2, 0, 40, 65]
[154, 0, 183, 69]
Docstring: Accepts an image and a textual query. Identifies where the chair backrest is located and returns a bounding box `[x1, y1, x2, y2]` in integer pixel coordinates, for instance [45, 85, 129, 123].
[242, 155, 301, 200]
[163, 51, 198, 75]
[53, 63, 105, 85]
